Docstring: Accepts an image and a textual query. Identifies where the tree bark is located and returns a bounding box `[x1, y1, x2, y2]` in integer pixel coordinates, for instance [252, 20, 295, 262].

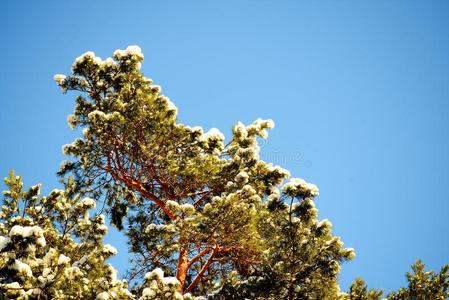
[184, 247, 217, 294]
[176, 246, 189, 292]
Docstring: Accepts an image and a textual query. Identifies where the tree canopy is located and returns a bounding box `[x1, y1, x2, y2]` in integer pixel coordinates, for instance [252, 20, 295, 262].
[0, 46, 447, 299]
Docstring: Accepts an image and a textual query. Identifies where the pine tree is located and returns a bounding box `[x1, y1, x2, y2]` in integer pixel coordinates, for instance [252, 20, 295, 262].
[1, 45, 447, 299]
[348, 278, 383, 300]
[0, 171, 132, 299]
[347, 261, 449, 300]
[387, 260, 449, 299]
[52, 46, 354, 298]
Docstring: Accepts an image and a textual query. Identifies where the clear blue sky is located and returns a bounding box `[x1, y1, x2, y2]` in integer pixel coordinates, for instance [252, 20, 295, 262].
[1, 0, 448, 293]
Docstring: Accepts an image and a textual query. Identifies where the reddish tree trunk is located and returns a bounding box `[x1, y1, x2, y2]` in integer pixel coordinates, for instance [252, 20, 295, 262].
[176, 246, 189, 292]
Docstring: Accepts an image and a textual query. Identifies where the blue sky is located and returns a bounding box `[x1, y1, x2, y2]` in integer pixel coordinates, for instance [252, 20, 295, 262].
[1, 0, 448, 293]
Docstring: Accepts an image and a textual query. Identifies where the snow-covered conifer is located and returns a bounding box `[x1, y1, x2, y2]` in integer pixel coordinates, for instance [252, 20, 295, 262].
[0, 172, 132, 299]
[3, 44, 446, 299]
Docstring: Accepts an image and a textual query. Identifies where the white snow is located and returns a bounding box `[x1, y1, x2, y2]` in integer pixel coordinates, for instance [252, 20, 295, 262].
[75, 51, 95, 64]
[268, 165, 291, 178]
[166, 98, 178, 114]
[344, 248, 356, 260]
[162, 276, 180, 286]
[92, 56, 103, 65]
[97, 224, 108, 233]
[77, 197, 96, 209]
[42, 268, 51, 277]
[145, 223, 176, 233]
[71, 51, 104, 71]
[107, 264, 118, 282]
[0, 235, 11, 251]
[282, 178, 319, 198]
[266, 119, 275, 129]
[235, 171, 249, 184]
[233, 122, 248, 139]
[102, 57, 116, 67]
[53, 74, 66, 85]
[113, 45, 144, 59]
[9, 225, 44, 238]
[36, 236, 47, 247]
[2, 282, 21, 289]
[64, 266, 83, 280]
[183, 125, 203, 135]
[58, 254, 71, 265]
[49, 189, 65, 196]
[96, 291, 110, 300]
[82, 128, 90, 136]
[145, 268, 164, 280]
[88, 110, 107, 120]
[317, 219, 332, 229]
[202, 128, 225, 142]
[11, 259, 33, 277]
[103, 244, 118, 255]
[152, 267, 164, 279]
[141, 288, 156, 298]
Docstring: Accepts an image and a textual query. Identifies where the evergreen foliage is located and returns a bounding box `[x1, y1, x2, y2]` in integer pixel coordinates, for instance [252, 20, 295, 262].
[0, 172, 132, 299]
[0, 46, 447, 299]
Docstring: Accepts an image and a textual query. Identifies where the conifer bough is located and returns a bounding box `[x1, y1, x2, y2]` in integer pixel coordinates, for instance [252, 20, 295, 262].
[0, 46, 447, 299]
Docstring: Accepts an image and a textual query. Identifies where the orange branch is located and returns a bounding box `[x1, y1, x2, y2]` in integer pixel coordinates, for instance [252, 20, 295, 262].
[176, 245, 189, 292]
[193, 192, 211, 207]
[183, 246, 218, 294]
[187, 248, 212, 269]
[102, 155, 177, 220]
